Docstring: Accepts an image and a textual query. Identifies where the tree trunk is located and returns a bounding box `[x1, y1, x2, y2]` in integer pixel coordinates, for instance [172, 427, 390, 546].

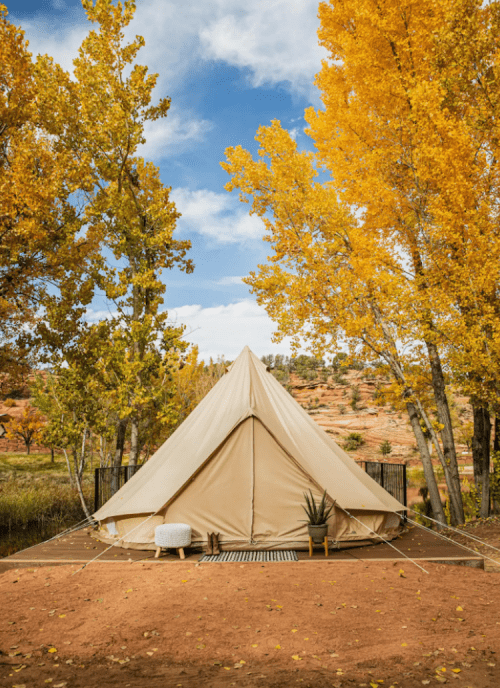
[111, 419, 127, 494]
[425, 340, 465, 524]
[26, 443, 30, 455]
[129, 417, 139, 467]
[113, 419, 127, 467]
[406, 400, 447, 527]
[494, 415, 500, 453]
[78, 426, 88, 481]
[64, 447, 92, 520]
[472, 403, 491, 518]
[51, 447, 54, 463]
[62, 446, 75, 487]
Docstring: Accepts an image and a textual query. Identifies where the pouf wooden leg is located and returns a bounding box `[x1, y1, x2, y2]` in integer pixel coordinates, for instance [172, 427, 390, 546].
[155, 547, 161, 558]
[308, 536, 313, 557]
[324, 536, 329, 557]
[177, 547, 185, 560]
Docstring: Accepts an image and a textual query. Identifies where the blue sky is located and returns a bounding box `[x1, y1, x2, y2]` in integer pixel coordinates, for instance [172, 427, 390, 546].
[10, 0, 326, 361]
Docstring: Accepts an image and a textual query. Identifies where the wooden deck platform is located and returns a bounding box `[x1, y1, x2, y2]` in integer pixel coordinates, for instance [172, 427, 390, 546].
[0, 524, 484, 572]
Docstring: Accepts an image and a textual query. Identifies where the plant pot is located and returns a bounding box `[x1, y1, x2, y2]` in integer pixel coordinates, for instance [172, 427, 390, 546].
[308, 524, 328, 544]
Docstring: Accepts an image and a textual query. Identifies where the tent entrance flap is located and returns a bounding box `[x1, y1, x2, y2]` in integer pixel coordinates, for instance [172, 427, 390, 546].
[163, 417, 254, 542]
[251, 418, 330, 542]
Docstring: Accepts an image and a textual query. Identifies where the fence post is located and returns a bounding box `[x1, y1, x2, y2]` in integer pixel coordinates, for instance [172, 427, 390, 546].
[380, 463, 384, 489]
[403, 463, 407, 523]
[94, 467, 100, 513]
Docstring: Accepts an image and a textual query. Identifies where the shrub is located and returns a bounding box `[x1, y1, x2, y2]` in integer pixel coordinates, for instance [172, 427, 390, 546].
[343, 432, 365, 451]
[338, 404, 346, 415]
[380, 440, 392, 456]
[350, 385, 361, 410]
[3, 399, 17, 408]
[271, 368, 290, 384]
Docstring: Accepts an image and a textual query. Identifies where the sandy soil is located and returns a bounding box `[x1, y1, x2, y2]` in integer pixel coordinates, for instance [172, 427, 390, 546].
[1, 558, 500, 688]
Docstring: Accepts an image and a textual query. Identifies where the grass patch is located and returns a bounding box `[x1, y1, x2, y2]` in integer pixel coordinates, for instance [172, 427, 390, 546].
[0, 453, 93, 557]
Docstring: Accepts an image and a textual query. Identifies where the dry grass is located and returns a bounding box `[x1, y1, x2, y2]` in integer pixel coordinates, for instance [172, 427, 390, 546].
[0, 452, 93, 557]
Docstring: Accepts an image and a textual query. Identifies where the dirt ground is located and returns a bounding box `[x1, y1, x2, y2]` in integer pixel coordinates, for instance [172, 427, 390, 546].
[1, 557, 500, 688]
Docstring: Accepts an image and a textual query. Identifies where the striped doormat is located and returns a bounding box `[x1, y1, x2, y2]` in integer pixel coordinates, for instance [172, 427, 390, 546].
[200, 550, 298, 562]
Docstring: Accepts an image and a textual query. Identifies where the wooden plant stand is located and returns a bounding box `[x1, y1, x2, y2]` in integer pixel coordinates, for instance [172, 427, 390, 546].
[308, 536, 329, 557]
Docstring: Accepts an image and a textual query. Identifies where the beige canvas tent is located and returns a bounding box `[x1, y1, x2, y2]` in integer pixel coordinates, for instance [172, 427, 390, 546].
[93, 346, 405, 551]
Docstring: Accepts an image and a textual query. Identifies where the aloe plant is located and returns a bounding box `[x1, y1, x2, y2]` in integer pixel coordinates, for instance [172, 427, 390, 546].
[301, 489, 335, 525]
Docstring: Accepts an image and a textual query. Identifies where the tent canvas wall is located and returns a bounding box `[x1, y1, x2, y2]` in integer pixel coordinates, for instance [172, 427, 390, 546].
[93, 347, 405, 551]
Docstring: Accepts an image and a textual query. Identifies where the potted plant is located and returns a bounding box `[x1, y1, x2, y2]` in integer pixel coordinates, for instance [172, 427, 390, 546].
[301, 489, 335, 543]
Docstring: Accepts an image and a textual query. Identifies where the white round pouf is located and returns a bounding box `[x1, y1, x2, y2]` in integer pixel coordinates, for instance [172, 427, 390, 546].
[154, 524, 191, 560]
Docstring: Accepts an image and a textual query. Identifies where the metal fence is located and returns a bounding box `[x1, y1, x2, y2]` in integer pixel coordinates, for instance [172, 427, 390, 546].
[364, 461, 407, 509]
[94, 465, 142, 512]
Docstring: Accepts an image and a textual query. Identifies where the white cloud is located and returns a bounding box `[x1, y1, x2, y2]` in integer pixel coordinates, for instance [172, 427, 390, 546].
[216, 276, 244, 285]
[199, 0, 326, 98]
[168, 299, 301, 361]
[85, 308, 118, 322]
[138, 110, 213, 159]
[171, 187, 265, 244]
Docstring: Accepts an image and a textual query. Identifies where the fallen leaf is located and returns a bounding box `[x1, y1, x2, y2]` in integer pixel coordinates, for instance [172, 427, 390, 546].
[292, 655, 302, 661]
[452, 668, 461, 673]
[251, 644, 258, 648]
[48, 648, 57, 654]
[58, 615, 66, 619]
[456, 606, 463, 612]
[275, 645, 281, 649]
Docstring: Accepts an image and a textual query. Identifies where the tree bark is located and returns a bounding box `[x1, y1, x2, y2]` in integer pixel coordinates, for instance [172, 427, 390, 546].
[425, 340, 465, 524]
[494, 415, 500, 453]
[113, 419, 127, 467]
[129, 417, 139, 467]
[406, 401, 447, 527]
[111, 418, 128, 494]
[64, 447, 92, 520]
[472, 403, 491, 518]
